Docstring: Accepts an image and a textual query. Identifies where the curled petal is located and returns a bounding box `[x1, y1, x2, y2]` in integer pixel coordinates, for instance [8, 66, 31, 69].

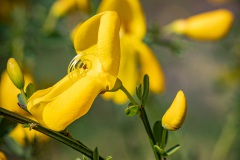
[74, 11, 121, 89]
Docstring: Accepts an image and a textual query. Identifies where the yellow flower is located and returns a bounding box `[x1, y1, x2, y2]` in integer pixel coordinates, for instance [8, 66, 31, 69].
[43, 0, 90, 33]
[0, 70, 31, 115]
[27, 11, 121, 131]
[162, 90, 187, 131]
[9, 122, 49, 146]
[168, 9, 234, 41]
[97, 0, 164, 104]
[0, 151, 7, 160]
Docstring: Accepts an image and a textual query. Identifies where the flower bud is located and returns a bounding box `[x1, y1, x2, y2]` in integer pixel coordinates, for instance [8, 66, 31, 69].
[6, 58, 25, 90]
[162, 90, 187, 131]
[169, 9, 234, 41]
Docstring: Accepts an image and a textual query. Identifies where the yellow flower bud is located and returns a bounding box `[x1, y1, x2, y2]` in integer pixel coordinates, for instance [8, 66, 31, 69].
[6, 58, 25, 90]
[169, 9, 234, 41]
[162, 90, 187, 131]
[0, 151, 7, 160]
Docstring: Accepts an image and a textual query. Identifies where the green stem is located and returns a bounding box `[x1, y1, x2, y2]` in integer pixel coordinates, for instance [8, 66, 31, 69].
[120, 85, 161, 160]
[120, 85, 137, 105]
[139, 106, 161, 160]
[0, 107, 105, 160]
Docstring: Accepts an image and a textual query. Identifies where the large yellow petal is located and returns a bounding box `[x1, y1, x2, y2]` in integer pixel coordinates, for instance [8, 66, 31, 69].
[98, 0, 146, 39]
[101, 35, 138, 104]
[27, 72, 106, 131]
[74, 11, 121, 89]
[134, 40, 164, 93]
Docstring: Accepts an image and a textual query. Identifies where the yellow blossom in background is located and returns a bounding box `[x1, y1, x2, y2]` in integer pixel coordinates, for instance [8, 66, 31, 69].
[0, 70, 31, 115]
[97, 0, 164, 104]
[43, 0, 90, 33]
[162, 90, 187, 131]
[9, 123, 49, 146]
[0, 151, 7, 160]
[167, 9, 234, 41]
[27, 11, 121, 131]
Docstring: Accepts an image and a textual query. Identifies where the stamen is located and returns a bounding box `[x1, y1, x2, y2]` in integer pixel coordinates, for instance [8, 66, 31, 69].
[68, 53, 91, 80]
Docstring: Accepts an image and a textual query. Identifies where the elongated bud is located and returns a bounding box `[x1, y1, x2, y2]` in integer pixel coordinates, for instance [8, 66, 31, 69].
[162, 90, 187, 131]
[167, 9, 234, 41]
[7, 58, 25, 90]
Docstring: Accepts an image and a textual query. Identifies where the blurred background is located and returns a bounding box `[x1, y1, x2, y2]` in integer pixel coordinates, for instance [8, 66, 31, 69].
[0, 0, 240, 160]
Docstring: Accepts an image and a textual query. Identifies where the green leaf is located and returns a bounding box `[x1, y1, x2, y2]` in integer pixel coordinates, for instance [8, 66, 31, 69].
[153, 121, 168, 147]
[125, 105, 140, 116]
[166, 144, 181, 156]
[25, 83, 35, 98]
[17, 93, 27, 110]
[154, 144, 181, 158]
[0, 118, 17, 137]
[93, 147, 99, 160]
[153, 121, 163, 145]
[105, 156, 112, 160]
[136, 84, 142, 101]
[142, 74, 149, 106]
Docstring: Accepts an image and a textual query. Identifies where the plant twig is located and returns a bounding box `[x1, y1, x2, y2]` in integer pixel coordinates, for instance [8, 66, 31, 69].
[0, 107, 105, 160]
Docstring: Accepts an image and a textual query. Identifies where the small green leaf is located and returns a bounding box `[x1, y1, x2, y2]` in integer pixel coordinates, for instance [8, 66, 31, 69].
[105, 156, 112, 160]
[25, 83, 35, 98]
[17, 93, 27, 110]
[93, 147, 99, 160]
[166, 144, 181, 156]
[136, 84, 142, 101]
[125, 105, 140, 116]
[142, 74, 149, 106]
